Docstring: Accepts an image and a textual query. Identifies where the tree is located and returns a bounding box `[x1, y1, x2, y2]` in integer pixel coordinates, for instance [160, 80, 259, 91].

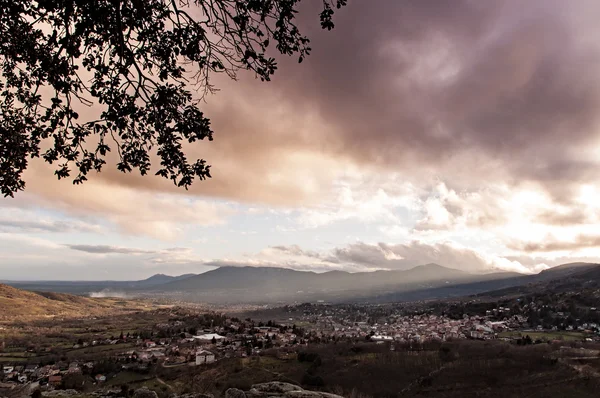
[0, 0, 347, 197]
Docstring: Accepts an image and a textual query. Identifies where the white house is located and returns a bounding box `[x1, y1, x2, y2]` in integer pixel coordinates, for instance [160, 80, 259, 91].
[195, 350, 216, 365]
[371, 335, 393, 342]
[193, 333, 225, 343]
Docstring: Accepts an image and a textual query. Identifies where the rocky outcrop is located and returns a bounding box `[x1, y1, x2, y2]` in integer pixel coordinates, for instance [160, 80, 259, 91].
[225, 388, 247, 398]
[241, 382, 343, 398]
[41, 382, 342, 398]
[132, 388, 159, 398]
[42, 390, 81, 397]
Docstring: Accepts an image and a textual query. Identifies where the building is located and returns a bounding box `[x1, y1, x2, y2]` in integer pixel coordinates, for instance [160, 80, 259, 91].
[48, 375, 62, 387]
[371, 335, 393, 342]
[193, 333, 226, 343]
[95, 374, 107, 383]
[195, 350, 216, 365]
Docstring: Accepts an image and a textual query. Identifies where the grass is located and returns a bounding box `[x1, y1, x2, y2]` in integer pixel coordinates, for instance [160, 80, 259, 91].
[0, 356, 29, 363]
[105, 371, 151, 386]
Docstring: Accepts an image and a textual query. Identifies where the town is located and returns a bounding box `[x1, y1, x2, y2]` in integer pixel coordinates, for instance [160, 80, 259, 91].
[2, 297, 600, 396]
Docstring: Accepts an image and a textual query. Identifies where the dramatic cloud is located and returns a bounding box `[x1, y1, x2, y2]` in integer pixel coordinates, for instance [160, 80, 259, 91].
[22, 0, 600, 207]
[3, 0, 600, 279]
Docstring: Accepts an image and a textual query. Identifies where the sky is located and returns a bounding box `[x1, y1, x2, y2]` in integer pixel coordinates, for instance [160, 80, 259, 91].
[2, 0, 600, 280]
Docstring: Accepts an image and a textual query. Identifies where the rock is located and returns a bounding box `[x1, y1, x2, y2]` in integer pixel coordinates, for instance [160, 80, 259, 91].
[132, 388, 159, 398]
[42, 390, 80, 397]
[284, 391, 323, 398]
[225, 388, 247, 398]
[285, 392, 344, 398]
[251, 382, 304, 394]
[179, 394, 214, 398]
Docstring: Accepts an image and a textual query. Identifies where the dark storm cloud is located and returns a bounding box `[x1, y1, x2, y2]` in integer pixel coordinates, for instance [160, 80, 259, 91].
[265, 0, 600, 198]
[21, 0, 600, 233]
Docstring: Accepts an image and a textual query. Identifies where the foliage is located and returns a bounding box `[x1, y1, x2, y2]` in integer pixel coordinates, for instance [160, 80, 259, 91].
[301, 372, 325, 387]
[0, 0, 347, 196]
[297, 351, 321, 363]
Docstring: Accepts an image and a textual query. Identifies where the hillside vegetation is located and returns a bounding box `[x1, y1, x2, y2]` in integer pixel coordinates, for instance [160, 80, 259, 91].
[0, 284, 150, 322]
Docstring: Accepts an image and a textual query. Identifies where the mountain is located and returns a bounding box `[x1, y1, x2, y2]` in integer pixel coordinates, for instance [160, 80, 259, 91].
[2, 273, 198, 295]
[5, 263, 598, 306]
[472, 262, 600, 299]
[132, 273, 197, 287]
[152, 264, 522, 304]
[0, 284, 147, 320]
[535, 262, 600, 280]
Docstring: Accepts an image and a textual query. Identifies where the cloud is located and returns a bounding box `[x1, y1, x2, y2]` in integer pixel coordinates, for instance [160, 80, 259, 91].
[269, 245, 322, 259]
[205, 240, 551, 275]
[17, 168, 234, 240]
[533, 209, 594, 226]
[509, 235, 600, 253]
[65, 244, 208, 266]
[293, 174, 417, 229]
[414, 183, 509, 232]
[4, 0, 600, 279]
[0, 219, 94, 233]
[66, 244, 156, 255]
[16, 0, 599, 211]
[0, 207, 103, 234]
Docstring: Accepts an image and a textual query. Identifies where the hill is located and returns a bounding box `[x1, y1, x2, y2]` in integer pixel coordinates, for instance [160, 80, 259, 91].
[0, 284, 149, 321]
[2, 272, 197, 295]
[4, 263, 599, 306]
[471, 262, 600, 299]
[153, 264, 522, 304]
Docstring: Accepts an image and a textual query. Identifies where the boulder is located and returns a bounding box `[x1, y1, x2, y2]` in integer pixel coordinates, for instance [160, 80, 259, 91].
[225, 388, 247, 398]
[179, 394, 214, 398]
[286, 392, 344, 398]
[42, 390, 80, 397]
[251, 382, 304, 394]
[132, 388, 159, 398]
[284, 391, 323, 398]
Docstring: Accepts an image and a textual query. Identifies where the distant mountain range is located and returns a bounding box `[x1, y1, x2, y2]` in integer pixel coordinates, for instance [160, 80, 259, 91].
[3, 262, 599, 305]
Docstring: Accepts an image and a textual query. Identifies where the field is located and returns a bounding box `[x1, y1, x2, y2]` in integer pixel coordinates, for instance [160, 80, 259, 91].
[498, 330, 588, 341]
[0, 309, 175, 364]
